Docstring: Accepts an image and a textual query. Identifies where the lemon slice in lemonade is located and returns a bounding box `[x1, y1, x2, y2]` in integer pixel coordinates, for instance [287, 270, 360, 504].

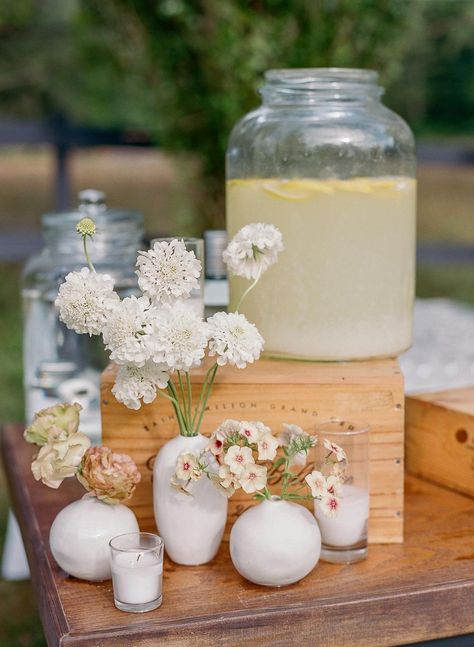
[262, 179, 332, 200]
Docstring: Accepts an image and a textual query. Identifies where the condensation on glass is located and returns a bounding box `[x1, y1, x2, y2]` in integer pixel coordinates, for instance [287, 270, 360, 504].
[22, 190, 143, 440]
[226, 68, 416, 360]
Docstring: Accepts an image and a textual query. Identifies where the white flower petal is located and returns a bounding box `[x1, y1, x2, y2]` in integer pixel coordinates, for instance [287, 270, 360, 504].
[112, 361, 169, 410]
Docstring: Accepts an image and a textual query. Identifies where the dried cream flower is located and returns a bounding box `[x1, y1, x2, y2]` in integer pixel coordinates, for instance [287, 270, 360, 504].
[24, 402, 82, 445]
[77, 447, 141, 504]
[31, 431, 91, 489]
[175, 452, 200, 481]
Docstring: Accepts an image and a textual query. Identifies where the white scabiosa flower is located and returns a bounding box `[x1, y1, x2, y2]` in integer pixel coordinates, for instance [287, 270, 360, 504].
[239, 463, 267, 494]
[207, 311, 263, 369]
[223, 223, 283, 280]
[305, 470, 327, 498]
[112, 361, 169, 410]
[55, 267, 119, 335]
[151, 302, 209, 371]
[136, 239, 201, 304]
[102, 295, 155, 366]
[224, 445, 254, 476]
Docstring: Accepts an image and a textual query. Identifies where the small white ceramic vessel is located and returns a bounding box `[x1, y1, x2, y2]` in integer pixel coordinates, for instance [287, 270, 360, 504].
[230, 498, 321, 587]
[153, 433, 227, 565]
[49, 496, 139, 581]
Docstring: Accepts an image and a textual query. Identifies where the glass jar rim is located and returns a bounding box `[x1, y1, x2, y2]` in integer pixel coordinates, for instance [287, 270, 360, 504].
[109, 531, 163, 552]
[264, 67, 379, 87]
[316, 418, 370, 436]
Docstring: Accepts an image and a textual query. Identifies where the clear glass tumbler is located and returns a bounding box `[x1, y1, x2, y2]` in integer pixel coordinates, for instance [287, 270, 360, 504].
[314, 419, 370, 564]
[110, 532, 164, 613]
[151, 237, 205, 317]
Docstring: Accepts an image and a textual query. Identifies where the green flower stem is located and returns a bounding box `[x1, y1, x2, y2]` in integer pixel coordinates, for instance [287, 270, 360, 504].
[82, 235, 96, 273]
[192, 362, 219, 435]
[186, 371, 192, 427]
[166, 382, 189, 435]
[177, 371, 189, 429]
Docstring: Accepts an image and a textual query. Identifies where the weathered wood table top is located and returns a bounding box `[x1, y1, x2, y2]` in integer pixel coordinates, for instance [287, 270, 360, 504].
[2, 422, 474, 647]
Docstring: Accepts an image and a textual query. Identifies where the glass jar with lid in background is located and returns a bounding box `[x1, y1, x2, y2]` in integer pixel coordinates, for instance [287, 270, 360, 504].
[22, 190, 144, 441]
[226, 68, 416, 361]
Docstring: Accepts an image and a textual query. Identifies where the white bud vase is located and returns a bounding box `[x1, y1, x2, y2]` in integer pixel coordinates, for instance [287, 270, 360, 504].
[230, 498, 321, 586]
[153, 434, 227, 565]
[49, 495, 139, 581]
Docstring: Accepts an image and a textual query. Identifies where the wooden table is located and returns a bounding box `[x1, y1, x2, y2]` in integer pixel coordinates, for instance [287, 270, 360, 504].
[2, 423, 474, 647]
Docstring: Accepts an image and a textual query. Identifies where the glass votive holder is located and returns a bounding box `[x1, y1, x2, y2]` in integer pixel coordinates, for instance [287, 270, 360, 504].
[151, 237, 205, 317]
[313, 419, 370, 564]
[110, 532, 164, 613]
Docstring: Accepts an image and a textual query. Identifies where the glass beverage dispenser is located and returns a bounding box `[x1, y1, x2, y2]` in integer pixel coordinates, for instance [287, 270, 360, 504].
[226, 69, 416, 360]
[22, 190, 143, 440]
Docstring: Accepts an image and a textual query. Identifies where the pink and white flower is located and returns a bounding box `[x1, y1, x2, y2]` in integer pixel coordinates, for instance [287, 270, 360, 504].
[323, 438, 347, 463]
[239, 463, 267, 494]
[175, 452, 200, 481]
[325, 474, 342, 497]
[238, 421, 264, 443]
[218, 464, 240, 490]
[305, 470, 326, 498]
[207, 419, 241, 456]
[320, 494, 341, 518]
[257, 433, 279, 461]
[224, 445, 254, 475]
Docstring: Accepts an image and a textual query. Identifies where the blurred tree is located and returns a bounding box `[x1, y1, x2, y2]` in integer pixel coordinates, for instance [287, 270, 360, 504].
[0, 1, 473, 225]
[70, 0, 420, 224]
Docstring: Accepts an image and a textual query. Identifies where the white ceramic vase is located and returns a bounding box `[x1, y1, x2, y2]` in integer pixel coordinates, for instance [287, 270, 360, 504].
[153, 434, 227, 565]
[49, 495, 139, 581]
[230, 498, 321, 587]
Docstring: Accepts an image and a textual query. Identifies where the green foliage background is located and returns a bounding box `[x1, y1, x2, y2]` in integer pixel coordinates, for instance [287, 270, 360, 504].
[1, 0, 473, 221]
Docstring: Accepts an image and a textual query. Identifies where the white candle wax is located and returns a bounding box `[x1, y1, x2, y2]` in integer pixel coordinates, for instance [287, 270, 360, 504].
[111, 550, 163, 605]
[315, 484, 369, 547]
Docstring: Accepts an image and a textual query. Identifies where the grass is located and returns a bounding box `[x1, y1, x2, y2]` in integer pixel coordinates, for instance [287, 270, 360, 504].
[0, 152, 473, 646]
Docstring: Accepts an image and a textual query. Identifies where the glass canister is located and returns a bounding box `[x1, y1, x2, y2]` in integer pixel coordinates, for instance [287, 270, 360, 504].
[22, 190, 143, 440]
[226, 68, 416, 360]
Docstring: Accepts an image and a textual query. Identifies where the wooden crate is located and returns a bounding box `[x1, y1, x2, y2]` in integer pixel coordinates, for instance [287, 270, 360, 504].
[406, 386, 474, 497]
[101, 358, 405, 543]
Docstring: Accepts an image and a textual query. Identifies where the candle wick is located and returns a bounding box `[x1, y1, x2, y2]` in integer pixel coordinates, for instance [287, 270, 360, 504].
[136, 553, 142, 563]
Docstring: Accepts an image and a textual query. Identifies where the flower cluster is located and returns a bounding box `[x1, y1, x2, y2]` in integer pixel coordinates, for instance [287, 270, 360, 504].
[170, 420, 347, 517]
[25, 402, 140, 504]
[54, 221, 282, 437]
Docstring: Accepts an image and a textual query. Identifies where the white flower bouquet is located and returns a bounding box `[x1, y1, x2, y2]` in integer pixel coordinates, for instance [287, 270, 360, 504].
[171, 419, 348, 516]
[55, 217, 283, 436]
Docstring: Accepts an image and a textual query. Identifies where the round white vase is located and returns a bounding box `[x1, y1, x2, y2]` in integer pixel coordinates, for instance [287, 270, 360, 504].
[230, 498, 321, 587]
[49, 496, 139, 581]
[153, 434, 227, 565]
